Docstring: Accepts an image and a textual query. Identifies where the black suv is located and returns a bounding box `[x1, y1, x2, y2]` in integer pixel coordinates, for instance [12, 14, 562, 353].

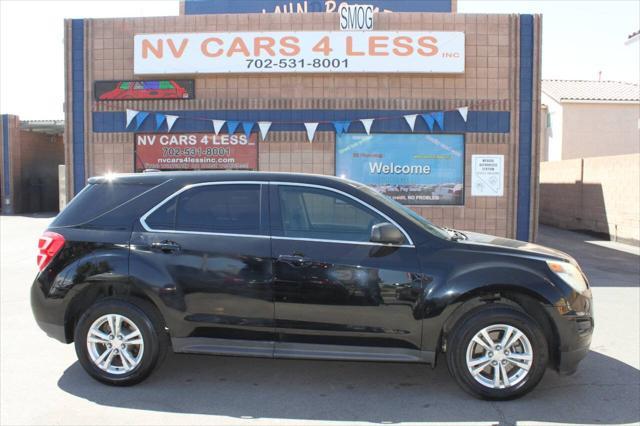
[32, 172, 593, 399]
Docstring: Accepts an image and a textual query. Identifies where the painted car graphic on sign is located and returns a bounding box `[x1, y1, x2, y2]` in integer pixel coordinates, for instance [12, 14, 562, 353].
[95, 80, 195, 101]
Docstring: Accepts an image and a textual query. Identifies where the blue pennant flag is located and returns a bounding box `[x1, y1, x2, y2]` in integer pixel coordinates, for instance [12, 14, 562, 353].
[242, 122, 254, 138]
[332, 121, 351, 134]
[155, 113, 166, 130]
[135, 112, 150, 130]
[226, 121, 240, 134]
[433, 112, 444, 130]
[421, 114, 435, 131]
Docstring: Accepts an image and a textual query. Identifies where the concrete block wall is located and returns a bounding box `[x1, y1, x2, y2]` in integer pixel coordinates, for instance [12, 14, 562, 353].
[540, 154, 640, 245]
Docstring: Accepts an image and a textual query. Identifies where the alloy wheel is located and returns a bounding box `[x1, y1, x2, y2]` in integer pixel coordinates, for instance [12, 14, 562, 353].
[86, 314, 145, 375]
[465, 324, 533, 389]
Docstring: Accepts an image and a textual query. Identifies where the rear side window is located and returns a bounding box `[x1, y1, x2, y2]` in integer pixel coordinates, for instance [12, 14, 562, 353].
[145, 184, 261, 235]
[52, 183, 152, 227]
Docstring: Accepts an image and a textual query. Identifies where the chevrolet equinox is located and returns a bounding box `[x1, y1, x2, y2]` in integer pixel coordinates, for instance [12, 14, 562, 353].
[31, 172, 593, 400]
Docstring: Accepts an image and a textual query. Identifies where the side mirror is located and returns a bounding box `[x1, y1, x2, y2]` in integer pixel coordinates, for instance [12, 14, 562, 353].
[370, 222, 405, 245]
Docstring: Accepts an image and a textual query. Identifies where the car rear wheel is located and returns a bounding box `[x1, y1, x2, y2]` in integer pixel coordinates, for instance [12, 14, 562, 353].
[446, 305, 548, 400]
[74, 298, 168, 386]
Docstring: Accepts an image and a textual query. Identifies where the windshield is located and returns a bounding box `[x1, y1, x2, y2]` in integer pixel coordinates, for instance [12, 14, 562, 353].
[355, 184, 452, 240]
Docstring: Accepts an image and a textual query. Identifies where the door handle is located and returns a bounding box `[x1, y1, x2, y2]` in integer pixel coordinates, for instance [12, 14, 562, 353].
[277, 254, 311, 267]
[151, 241, 181, 253]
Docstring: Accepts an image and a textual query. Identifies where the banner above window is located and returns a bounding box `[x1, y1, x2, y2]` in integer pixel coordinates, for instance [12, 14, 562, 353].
[134, 31, 465, 75]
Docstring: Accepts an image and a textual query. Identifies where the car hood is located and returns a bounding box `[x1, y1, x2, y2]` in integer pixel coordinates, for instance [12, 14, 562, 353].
[457, 230, 574, 262]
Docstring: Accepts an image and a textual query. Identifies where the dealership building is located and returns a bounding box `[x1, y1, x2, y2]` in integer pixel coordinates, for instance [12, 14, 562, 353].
[61, 0, 542, 240]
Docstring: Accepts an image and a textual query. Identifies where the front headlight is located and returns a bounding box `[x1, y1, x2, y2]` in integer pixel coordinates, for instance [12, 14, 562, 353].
[546, 260, 589, 293]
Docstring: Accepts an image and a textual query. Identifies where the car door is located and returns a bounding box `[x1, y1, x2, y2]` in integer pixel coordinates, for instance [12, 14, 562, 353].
[270, 183, 426, 360]
[130, 182, 275, 356]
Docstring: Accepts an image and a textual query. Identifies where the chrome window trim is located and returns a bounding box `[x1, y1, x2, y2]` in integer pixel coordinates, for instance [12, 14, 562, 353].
[139, 180, 415, 248]
[139, 181, 266, 235]
[270, 181, 415, 246]
[271, 236, 413, 248]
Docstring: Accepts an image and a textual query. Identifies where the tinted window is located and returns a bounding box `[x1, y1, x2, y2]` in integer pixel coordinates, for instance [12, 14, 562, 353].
[52, 182, 153, 227]
[145, 197, 177, 230]
[146, 184, 261, 235]
[278, 186, 385, 242]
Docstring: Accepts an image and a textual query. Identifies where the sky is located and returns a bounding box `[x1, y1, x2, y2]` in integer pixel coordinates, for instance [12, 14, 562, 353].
[0, 0, 638, 120]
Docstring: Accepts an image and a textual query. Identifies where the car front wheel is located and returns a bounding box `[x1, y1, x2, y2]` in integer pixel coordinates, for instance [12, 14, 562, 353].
[446, 305, 548, 400]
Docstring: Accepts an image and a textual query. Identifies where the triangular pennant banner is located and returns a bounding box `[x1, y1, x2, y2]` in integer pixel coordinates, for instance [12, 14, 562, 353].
[332, 121, 350, 134]
[242, 122, 254, 138]
[155, 113, 166, 130]
[404, 114, 418, 131]
[226, 121, 240, 135]
[126, 109, 139, 128]
[258, 122, 272, 140]
[166, 115, 179, 132]
[212, 120, 225, 135]
[421, 113, 435, 131]
[135, 112, 150, 130]
[457, 107, 469, 122]
[360, 119, 374, 135]
[304, 122, 319, 143]
[433, 112, 444, 130]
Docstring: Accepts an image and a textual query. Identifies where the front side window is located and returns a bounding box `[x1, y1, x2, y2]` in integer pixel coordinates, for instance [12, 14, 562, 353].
[277, 185, 386, 242]
[145, 184, 261, 235]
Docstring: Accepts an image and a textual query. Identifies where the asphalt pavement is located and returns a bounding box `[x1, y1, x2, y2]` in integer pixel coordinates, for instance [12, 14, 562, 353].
[1, 215, 638, 426]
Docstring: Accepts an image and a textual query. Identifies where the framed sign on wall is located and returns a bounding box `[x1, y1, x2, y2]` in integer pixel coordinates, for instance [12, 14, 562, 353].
[134, 133, 257, 171]
[336, 133, 465, 206]
[95, 80, 195, 101]
[134, 32, 465, 75]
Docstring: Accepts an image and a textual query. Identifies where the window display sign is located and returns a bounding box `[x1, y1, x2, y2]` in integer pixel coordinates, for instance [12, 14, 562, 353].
[134, 31, 465, 75]
[134, 133, 257, 171]
[336, 133, 465, 205]
[95, 80, 195, 101]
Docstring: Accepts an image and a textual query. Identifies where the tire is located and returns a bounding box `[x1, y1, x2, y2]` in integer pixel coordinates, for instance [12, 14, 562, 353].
[74, 297, 169, 386]
[445, 304, 548, 400]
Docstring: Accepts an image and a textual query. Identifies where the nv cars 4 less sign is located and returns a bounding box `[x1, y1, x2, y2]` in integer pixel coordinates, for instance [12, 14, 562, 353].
[134, 32, 465, 74]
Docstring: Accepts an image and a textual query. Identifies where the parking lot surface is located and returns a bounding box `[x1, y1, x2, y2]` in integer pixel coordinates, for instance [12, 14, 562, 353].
[1, 215, 639, 426]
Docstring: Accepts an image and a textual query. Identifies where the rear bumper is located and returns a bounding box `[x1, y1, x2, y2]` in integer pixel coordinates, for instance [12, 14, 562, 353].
[31, 278, 70, 343]
[34, 320, 67, 343]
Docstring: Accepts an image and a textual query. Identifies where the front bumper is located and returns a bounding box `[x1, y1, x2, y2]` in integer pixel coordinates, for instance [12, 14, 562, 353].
[548, 291, 594, 375]
[557, 345, 591, 375]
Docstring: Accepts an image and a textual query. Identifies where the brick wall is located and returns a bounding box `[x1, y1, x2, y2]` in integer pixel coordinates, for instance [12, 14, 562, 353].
[64, 12, 542, 239]
[540, 154, 640, 245]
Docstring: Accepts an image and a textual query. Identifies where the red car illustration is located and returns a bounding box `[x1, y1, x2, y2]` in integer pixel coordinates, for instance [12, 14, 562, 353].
[99, 81, 189, 100]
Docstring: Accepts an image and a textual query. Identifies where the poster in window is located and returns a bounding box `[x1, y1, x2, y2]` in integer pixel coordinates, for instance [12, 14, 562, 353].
[336, 133, 465, 205]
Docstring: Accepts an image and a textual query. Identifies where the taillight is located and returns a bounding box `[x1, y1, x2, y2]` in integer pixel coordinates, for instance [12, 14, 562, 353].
[37, 231, 65, 271]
